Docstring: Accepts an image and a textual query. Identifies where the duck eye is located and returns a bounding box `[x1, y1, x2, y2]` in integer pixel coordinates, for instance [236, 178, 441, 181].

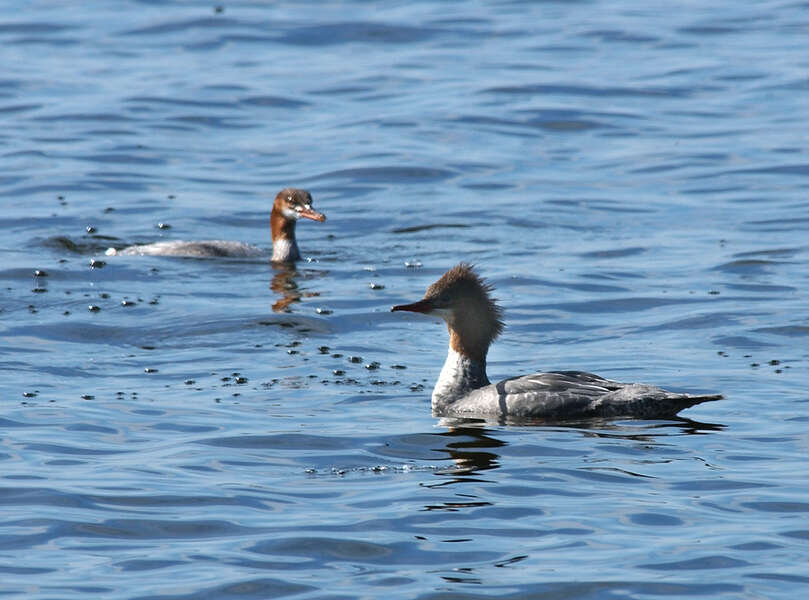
[438, 292, 451, 305]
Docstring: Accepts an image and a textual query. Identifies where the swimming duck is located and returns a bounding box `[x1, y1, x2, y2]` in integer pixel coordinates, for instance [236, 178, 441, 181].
[106, 188, 325, 261]
[391, 263, 722, 420]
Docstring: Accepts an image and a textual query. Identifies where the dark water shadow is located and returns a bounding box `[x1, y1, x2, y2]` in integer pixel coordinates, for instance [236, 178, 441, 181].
[41, 235, 119, 255]
[438, 415, 725, 436]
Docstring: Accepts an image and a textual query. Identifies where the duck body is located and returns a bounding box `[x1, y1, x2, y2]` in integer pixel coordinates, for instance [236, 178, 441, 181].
[106, 188, 324, 262]
[108, 240, 263, 258]
[434, 354, 719, 420]
[393, 263, 721, 421]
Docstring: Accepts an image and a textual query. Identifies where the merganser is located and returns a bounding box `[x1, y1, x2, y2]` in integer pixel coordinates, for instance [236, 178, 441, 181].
[391, 263, 722, 420]
[105, 188, 325, 262]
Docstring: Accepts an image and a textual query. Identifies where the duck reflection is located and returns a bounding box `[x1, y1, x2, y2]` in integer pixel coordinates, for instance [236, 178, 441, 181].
[269, 263, 322, 312]
[428, 415, 725, 480]
[564, 415, 726, 441]
[432, 425, 505, 477]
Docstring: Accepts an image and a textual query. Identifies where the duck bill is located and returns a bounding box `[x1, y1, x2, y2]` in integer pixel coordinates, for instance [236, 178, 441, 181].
[391, 298, 434, 314]
[299, 207, 326, 222]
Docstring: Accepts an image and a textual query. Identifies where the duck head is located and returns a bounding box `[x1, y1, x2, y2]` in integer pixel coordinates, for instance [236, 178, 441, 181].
[392, 263, 504, 363]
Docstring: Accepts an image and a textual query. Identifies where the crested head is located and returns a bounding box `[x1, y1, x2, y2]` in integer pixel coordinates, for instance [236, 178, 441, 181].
[392, 263, 504, 362]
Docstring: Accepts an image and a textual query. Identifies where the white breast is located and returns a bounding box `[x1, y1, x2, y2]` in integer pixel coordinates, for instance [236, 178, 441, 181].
[271, 237, 300, 262]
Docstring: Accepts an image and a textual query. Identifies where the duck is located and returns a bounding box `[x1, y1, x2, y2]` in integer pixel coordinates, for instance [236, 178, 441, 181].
[391, 263, 722, 420]
[105, 188, 325, 262]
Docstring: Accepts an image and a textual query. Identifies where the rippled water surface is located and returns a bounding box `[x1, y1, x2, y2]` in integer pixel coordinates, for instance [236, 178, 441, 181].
[2, 1, 809, 598]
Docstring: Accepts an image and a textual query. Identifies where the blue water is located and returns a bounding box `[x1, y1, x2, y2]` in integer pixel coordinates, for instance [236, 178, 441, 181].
[2, 1, 809, 598]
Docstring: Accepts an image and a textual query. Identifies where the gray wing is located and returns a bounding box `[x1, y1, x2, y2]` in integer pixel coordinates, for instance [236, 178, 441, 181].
[448, 371, 721, 420]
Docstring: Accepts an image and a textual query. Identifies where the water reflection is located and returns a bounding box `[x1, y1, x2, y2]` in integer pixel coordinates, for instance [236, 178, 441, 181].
[269, 263, 301, 312]
[440, 415, 725, 434]
[432, 426, 505, 477]
[573, 417, 726, 440]
[427, 417, 725, 481]
[269, 263, 323, 312]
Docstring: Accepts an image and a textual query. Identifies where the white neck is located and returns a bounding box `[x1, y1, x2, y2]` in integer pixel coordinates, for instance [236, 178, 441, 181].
[272, 237, 300, 262]
[432, 347, 490, 412]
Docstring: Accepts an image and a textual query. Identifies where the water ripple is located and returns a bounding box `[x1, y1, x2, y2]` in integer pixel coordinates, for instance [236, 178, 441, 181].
[3, 2, 809, 598]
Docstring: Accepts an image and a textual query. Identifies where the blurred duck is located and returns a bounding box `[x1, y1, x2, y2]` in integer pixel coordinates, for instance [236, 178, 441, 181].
[392, 263, 722, 420]
[106, 188, 325, 262]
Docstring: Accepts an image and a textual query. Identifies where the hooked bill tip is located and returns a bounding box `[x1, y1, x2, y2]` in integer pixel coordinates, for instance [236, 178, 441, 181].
[299, 208, 326, 222]
[391, 299, 433, 314]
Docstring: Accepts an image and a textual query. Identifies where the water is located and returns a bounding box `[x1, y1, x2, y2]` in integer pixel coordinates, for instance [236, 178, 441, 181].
[2, 1, 809, 597]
